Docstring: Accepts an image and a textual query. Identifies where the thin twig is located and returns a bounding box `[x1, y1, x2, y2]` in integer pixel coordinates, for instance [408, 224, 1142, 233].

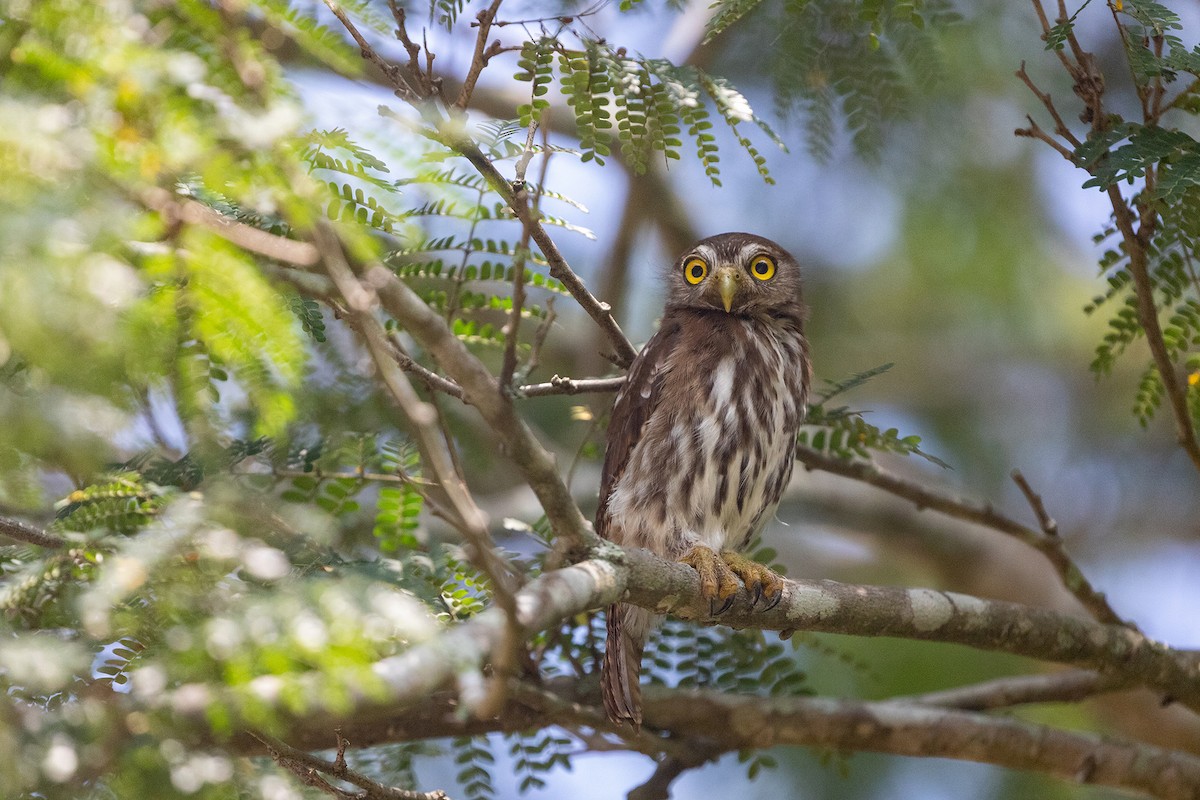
[141, 188, 320, 266]
[254, 732, 450, 800]
[499, 202, 532, 390]
[324, 1, 423, 105]
[455, 0, 504, 110]
[794, 444, 1132, 628]
[1029, 0, 1077, 74]
[0, 515, 65, 549]
[896, 669, 1130, 711]
[1010, 469, 1059, 537]
[386, 334, 468, 401]
[522, 295, 556, 381]
[1014, 113, 1075, 162]
[1014, 63, 1081, 150]
[516, 375, 623, 397]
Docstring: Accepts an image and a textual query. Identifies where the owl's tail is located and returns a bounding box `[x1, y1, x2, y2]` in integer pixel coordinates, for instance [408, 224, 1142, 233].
[603, 602, 651, 728]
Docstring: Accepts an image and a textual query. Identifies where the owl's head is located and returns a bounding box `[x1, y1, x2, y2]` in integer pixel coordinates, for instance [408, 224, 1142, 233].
[665, 232, 804, 318]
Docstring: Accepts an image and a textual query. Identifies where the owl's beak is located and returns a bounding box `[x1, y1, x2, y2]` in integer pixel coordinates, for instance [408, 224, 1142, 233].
[714, 266, 741, 313]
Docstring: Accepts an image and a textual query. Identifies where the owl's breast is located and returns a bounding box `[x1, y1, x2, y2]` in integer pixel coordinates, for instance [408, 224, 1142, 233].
[603, 316, 808, 557]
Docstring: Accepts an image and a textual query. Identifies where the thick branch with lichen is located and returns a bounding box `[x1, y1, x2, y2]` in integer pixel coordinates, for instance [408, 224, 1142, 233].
[135, 546, 1200, 799]
[149, 546, 1200, 736]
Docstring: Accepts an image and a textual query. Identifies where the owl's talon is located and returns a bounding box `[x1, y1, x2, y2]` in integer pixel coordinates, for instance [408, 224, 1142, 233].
[680, 545, 739, 614]
[712, 594, 737, 615]
[762, 588, 784, 611]
[680, 545, 786, 614]
[719, 550, 786, 611]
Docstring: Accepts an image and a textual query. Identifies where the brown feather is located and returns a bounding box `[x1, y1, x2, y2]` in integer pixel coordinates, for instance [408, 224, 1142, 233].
[602, 604, 645, 728]
[594, 318, 681, 542]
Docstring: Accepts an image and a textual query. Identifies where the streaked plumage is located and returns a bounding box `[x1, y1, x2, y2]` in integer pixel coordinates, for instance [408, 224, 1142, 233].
[596, 232, 812, 727]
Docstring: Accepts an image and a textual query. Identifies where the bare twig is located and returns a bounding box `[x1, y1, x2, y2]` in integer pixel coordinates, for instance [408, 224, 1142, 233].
[795, 445, 1132, 628]
[501, 123, 551, 389]
[324, 1, 425, 105]
[315, 224, 521, 614]
[516, 375, 623, 397]
[896, 669, 1129, 711]
[1011, 469, 1059, 537]
[1013, 63, 1081, 151]
[499, 203, 532, 390]
[141, 188, 320, 266]
[1013, 113, 1075, 161]
[386, 334, 469, 401]
[255, 732, 450, 800]
[0, 515, 65, 549]
[455, 0, 504, 110]
[522, 295, 556, 381]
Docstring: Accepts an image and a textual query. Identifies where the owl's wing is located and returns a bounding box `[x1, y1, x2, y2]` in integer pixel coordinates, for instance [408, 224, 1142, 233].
[595, 317, 682, 541]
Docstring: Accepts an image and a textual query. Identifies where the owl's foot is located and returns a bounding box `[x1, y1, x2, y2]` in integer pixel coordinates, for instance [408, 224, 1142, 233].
[678, 546, 785, 615]
[719, 550, 786, 612]
[678, 545, 741, 615]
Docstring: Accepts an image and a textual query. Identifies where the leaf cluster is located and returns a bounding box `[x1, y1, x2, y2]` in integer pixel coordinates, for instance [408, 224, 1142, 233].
[1065, 0, 1200, 426]
[799, 364, 949, 467]
[519, 37, 785, 184]
[715, 0, 960, 160]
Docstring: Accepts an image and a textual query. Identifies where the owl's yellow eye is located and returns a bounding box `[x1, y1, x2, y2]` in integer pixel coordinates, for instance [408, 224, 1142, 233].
[684, 257, 708, 285]
[749, 255, 776, 281]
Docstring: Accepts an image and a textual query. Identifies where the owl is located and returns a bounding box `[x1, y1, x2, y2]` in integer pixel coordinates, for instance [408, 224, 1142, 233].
[596, 232, 812, 728]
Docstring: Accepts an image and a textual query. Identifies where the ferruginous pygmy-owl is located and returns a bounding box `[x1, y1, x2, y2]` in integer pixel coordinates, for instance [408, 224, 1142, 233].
[595, 232, 812, 728]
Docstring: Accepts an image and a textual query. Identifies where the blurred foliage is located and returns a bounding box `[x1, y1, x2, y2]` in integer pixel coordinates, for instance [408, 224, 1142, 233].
[1, 0, 1198, 799]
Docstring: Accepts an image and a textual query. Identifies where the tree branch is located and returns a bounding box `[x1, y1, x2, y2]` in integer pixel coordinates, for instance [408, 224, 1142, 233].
[895, 669, 1129, 711]
[645, 689, 1200, 800]
[186, 675, 1200, 800]
[0, 515, 65, 549]
[1107, 181, 1200, 473]
[256, 731, 450, 800]
[364, 261, 598, 552]
[794, 445, 1131, 628]
[151, 546, 1200, 743]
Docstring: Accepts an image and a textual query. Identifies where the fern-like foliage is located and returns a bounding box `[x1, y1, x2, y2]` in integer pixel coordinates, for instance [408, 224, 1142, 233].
[94, 637, 145, 688]
[717, 0, 959, 161]
[553, 41, 784, 184]
[646, 617, 809, 783]
[799, 364, 948, 467]
[54, 472, 169, 534]
[454, 736, 497, 800]
[1064, 0, 1200, 425]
